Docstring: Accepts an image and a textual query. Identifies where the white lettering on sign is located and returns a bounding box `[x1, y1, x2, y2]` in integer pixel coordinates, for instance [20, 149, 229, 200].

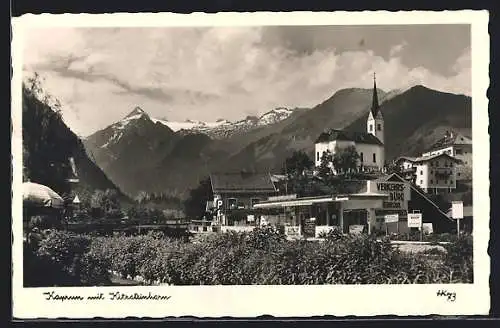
[408, 213, 423, 228]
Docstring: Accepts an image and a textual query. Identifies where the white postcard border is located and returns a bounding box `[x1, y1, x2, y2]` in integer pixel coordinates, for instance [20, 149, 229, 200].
[11, 10, 490, 319]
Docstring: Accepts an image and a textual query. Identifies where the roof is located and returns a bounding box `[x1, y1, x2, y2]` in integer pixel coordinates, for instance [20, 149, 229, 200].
[380, 173, 453, 221]
[370, 74, 382, 118]
[413, 153, 462, 163]
[395, 156, 418, 163]
[210, 172, 277, 194]
[396, 153, 461, 164]
[315, 129, 383, 145]
[425, 132, 472, 153]
[23, 182, 64, 209]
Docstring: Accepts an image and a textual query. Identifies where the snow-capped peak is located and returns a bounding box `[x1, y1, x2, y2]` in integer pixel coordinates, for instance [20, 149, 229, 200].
[124, 106, 147, 119]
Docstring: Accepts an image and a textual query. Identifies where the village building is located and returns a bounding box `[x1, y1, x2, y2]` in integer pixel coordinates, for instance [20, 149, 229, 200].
[421, 131, 472, 181]
[394, 153, 461, 194]
[208, 172, 278, 228]
[314, 74, 385, 173]
[253, 173, 456, 237]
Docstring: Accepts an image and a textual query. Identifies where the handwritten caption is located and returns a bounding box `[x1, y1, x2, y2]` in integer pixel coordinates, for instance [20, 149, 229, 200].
[436, 289, 456, 302]
[43, 291, 172, 302]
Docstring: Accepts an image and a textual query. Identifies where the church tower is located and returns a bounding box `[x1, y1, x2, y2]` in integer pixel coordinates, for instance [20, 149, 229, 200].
[367, 73, 384, 145]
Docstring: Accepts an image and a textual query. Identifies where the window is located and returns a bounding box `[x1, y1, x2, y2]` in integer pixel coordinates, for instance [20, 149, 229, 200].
[372, 153, 376, 163]
[377, 124, 381, 131]
[316, 152, 319, 161]
[458, 173, 461, 177]
[420, 180, 423, 185]
[360, 152, 364, 162]
[430, 180, 433, 184]
[369, 124, 373, 132]
[420, 170, 423, 175]
[227, 198, 237, 210]
[450, 180, 453, 185]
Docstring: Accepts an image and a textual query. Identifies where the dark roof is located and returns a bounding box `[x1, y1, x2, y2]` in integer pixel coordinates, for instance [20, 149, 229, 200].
[210, 172, 277, 193]
[425, 131, 472, 153]
[315, 129, 383, 145]
[370, 74, 381, 118]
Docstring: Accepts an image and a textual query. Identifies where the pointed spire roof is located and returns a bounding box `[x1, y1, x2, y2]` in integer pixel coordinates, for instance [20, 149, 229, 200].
[370, 73, 381, 118]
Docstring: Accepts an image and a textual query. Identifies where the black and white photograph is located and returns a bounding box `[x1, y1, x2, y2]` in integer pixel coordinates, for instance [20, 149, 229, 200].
[12, 11, 490, 318]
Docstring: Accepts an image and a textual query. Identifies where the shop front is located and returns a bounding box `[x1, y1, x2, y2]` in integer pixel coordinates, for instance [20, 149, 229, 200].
[253, 191, 388, 238]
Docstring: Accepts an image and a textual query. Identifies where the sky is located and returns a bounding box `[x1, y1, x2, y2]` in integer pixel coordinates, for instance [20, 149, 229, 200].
[22, 24, 471, 137]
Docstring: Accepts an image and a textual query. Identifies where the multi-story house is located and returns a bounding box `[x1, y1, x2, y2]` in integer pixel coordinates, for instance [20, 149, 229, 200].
[421, 131, 472, 181]
[209, 172, 278, 226]
[394, 153, 461, 194]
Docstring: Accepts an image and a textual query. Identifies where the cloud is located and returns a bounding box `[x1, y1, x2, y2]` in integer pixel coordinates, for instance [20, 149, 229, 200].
[21, 27, 471, 136]
[389, 41, 408, 57]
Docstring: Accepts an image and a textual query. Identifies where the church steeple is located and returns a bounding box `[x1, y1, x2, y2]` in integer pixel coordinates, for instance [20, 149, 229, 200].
[370, 72, 380, 117]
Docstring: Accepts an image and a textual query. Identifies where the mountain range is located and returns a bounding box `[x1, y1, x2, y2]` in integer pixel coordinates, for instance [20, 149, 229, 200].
[83, 85, 472, 199]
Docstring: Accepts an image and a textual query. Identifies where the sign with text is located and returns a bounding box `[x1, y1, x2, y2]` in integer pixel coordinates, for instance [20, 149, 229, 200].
[407, 213, 423, 228]
[349, 225, 364, 235]
[368, 181, 411, 212]
[303, 218, 316, 238]
[285, 225, 300, 237]
[384, 214, 399, 223]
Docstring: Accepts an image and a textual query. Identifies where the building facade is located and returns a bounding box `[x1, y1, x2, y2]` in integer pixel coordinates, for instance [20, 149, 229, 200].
[422, 131, 472, 181]
[314, 75, 385, 173]
[395, 153, 461, 194]
[209, 172, 278, 226]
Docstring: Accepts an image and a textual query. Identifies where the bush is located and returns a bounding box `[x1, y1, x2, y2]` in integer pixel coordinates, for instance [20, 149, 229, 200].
[25, 230, 111, 286]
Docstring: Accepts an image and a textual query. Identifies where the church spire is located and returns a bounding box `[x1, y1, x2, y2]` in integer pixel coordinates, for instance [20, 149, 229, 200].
[370, 72, 380, 117]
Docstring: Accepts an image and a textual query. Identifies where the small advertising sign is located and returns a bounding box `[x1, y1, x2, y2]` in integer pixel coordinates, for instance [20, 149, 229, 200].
[384, 214, 399, 223]
[452, 201, 464, 219]
[285, 226, 301, 237]
[247, 215, 255, 222]
[349, 225, 364, 235]
[407, 213, 423, 228]
[303, 218, 316, 238]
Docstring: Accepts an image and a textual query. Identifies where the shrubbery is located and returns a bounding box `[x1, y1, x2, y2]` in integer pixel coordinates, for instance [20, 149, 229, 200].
[24, 227, 474, 286]
[24, 230, 111, 287]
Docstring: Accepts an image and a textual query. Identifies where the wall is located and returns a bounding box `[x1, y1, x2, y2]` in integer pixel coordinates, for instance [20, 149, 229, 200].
[315, 140, 384, 171]
[356, 143, 384, 170]
[367, 113, 384, 144]
[415, 163, 430, 190]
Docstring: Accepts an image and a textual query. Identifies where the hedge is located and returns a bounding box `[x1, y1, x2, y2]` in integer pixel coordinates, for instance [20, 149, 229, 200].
[24, 228, 473, 286]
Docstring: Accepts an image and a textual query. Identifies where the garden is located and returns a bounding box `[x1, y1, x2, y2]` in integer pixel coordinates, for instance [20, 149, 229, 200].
[24, 227, 473, 287]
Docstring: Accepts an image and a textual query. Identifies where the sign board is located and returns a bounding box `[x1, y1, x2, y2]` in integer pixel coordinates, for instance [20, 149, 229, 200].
[422, 223, 434, 235]
[407, 213, 423, 228]
[285, 226, 300, 237]
[384, 214, 399, 223]
[268, 194, 297, 202]
[349, 225, 364, 235]
[247, 215, 255, 222]
[451, 201, 464, 219]
[368, 181, 411, 212]
[303, 218, 316, 238]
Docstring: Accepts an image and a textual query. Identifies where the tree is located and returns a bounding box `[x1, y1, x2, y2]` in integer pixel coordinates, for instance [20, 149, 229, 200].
[317, 150, 334, 182]
[332, 146, 360, 176]
[283, 151, 314, 178]
[90, 189, 122, 219]
[183, 177, 213, 220]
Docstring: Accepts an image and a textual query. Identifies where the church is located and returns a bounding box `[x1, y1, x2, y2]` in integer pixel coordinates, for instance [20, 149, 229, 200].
[314, 75, 385, 173]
